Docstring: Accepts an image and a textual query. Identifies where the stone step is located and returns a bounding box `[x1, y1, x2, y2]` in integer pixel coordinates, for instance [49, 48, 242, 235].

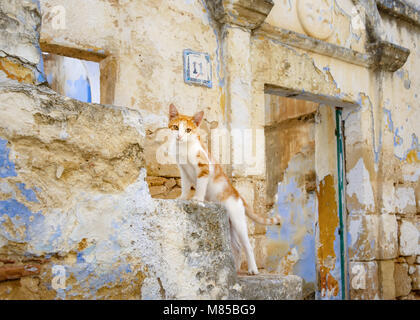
[231, 274, 303, 300]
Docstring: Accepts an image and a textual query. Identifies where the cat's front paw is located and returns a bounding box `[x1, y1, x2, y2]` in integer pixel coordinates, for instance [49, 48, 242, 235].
[191, 196, 205, 202]
[247, 267, 259, 275]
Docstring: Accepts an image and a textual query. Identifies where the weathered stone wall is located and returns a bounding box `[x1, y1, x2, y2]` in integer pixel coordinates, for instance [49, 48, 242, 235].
[2, 0, 418, 300]
[0, 0, 45, 85]
[38, 0, 226, 169]
[0, 0, 305, 301]
[0, 80, 241, 299]
[0, 0, 239, 300]
[252, 0, 419, 299]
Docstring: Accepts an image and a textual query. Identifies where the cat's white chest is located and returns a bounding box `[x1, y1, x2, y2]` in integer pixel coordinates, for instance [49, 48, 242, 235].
[179, 163, 196, 182]
[205, 179, 224, 202]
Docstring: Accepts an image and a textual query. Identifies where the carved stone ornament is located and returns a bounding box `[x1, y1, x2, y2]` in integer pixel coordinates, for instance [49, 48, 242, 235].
[205, 0, 274, 29]
[368, 40, 410, 72]
[297, 0, 334, 40]
[352, 0, 411, 72]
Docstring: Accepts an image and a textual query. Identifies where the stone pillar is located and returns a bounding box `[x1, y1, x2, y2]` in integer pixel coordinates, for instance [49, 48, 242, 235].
[205, 0, 273, 178]
[205, 0, 274, 271]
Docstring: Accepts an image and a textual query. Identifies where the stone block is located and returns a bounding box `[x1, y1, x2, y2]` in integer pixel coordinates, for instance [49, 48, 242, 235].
[0, 82, 239, 299]
[149, 200, 236, 299]
[160, 187, 181, 199]
[394, 263, 412, 297]
[348, 215, 379, 261]
[0, 264, 41, 281]
[378, 260, 395, 300]
[346, 158, 376, 215]
[164, 178, 177, 190]
[378, 214, 398, 259]
[146, 176, 167, 186]
[149, 185, 167, 196]
[399, 220, 419, 256]
[411, 265, 420, 290]
[406, 256, 416, 264]
[231, 274, 303, 300]
[0, 0, 43, 83]
[381, 181, 396, 214]
[395, 187, 417, 215]
[349, 261, 380, 300]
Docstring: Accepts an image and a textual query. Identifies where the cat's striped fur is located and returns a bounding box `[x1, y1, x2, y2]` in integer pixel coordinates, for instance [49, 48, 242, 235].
[168, 104, 282, 275]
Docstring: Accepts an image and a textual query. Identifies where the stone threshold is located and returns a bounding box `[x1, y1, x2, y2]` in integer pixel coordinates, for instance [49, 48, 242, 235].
[231, 274, 303, 300]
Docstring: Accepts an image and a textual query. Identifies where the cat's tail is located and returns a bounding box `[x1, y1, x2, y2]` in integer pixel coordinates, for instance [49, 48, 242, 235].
[241, 197, 283, 226]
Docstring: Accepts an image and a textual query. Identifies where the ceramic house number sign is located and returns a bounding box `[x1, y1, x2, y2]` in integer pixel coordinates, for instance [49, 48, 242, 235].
[183, 49, 212, 88]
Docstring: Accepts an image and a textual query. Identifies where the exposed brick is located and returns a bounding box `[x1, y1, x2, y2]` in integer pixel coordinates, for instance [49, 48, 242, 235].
[0, 264, 41, 282]
[146, 176, 167, 186]
[149, 185, 167, 196]
[159, 187, 181, 199]
[0, 258, 15, 264]
[164, 178, 177, 189]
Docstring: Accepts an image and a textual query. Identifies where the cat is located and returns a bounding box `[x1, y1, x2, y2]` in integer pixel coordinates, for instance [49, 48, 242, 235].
[167, 103, 282, 275]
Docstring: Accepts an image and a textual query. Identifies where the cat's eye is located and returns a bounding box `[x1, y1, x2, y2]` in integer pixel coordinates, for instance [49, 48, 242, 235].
[186, 128, 192, 133]
[172, 125, 179, 130]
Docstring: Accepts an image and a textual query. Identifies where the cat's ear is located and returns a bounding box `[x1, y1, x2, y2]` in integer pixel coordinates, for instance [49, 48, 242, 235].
[169, 103, 178, 120]
[193, 111, 204, 127]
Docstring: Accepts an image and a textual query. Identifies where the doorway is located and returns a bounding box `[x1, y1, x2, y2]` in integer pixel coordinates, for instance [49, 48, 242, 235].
[263, 90, 348, 300]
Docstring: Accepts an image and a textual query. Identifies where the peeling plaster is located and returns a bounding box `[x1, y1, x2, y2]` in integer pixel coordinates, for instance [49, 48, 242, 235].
[395, 187, 416, 214]
[316, 174, 340, 299]
[346, 158, 375, 213]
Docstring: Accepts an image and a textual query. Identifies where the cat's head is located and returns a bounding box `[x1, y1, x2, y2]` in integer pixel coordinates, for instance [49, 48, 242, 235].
[168, 103, 204, 142]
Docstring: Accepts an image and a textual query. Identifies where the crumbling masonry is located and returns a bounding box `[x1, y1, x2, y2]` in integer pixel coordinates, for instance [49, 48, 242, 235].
[0, 0, 419, 300]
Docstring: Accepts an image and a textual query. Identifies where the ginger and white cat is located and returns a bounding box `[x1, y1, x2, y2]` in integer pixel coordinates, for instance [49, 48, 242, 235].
[168, 104, 282, 275]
